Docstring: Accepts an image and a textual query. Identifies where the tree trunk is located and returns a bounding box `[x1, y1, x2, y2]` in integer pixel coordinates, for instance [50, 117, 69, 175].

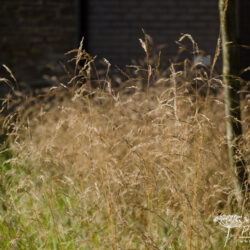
[219, 0, 249, 205]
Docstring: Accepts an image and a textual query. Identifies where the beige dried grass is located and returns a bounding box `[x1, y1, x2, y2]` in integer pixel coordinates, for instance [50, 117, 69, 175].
[2, 33, 249, 249]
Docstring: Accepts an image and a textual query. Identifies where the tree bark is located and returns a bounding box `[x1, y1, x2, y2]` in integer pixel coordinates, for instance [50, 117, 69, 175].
[219, 0, 249, 205]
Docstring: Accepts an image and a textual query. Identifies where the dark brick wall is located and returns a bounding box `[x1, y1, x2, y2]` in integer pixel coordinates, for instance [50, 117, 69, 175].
[0, 0, 77, 86]
[88, 0, 220, 67]
[1, 0, 249, 86]
[239, 0, 250, 80]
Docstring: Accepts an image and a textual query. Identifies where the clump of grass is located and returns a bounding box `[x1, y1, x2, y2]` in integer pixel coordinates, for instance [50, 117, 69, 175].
[0, 34, 249, 249]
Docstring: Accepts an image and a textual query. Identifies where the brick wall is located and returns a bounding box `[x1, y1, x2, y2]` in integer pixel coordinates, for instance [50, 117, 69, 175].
[239, 0, 250, 80]
[88, 0, 220, 67]
[1, 0, 249, 87]
[0, 0, 77, 87]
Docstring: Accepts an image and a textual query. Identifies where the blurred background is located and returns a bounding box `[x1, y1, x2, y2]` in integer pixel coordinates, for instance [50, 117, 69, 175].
[0, 0, 249, 89]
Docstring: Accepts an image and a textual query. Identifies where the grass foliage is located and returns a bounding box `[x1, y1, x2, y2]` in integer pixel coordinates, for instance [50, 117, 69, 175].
[0, 34, 249, 249]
